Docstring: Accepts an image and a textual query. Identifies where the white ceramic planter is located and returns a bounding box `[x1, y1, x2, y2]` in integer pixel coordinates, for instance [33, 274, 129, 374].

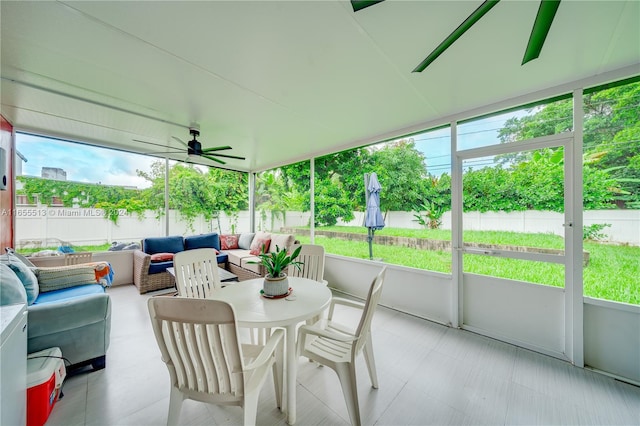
[263, 273, 289, 296]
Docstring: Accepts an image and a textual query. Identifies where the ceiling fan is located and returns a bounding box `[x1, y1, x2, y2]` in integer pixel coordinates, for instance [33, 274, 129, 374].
[352, 0, 561, 70]
[134, 125, 246, 165]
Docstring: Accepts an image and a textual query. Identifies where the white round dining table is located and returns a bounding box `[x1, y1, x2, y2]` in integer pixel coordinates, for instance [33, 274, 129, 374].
[211, 277, 332, 425]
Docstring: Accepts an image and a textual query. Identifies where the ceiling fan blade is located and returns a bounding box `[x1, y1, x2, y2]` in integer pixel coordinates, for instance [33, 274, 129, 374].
[522, 0, 561, 65]
[133, 139, 181, 150]
[207, 152, 246, 160]
[413, 0, 500, 73]
[180, 155, 209, 166]
[171, 136, 189, 148]
[202, 154, 226, 165]
[351, 0, 384, 12]
[148, 150, 184, 155]
[183, 157, 202, 166]
[201, 145, 232, 153]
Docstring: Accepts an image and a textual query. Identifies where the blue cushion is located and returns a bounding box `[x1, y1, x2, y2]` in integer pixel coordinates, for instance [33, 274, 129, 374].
[184, 233, 220, 251]
[0, 264, 27, 305]
[0, 253, 39, 305]
[143, 236, 184, 255]
[32, 284, 104, 305]
[149, 255, 227, 274]
[1, 249, 36, 267]
[148, 260, 173, 275]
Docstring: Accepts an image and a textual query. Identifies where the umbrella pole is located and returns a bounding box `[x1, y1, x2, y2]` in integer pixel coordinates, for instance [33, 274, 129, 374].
[368, 228, 374, 260]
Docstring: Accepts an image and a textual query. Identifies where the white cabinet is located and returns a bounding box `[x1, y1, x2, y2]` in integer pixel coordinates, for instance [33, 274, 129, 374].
[0, 303, 28, 426]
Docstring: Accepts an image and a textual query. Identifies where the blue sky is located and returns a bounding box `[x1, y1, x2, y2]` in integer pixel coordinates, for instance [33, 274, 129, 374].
[405, 111, 521, 176]
[17, 133, 157, 189]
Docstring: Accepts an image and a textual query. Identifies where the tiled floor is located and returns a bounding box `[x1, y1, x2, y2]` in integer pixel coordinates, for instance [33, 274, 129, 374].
[47, 284, 639, 425]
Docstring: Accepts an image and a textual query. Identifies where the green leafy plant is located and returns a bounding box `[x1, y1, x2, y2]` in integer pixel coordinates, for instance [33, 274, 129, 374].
[583, 223, 611, 241]
[249, 245, 303, 278]
[412, 200, 446, 229]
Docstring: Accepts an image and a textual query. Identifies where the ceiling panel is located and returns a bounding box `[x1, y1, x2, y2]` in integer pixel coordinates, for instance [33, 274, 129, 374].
[1, 1, 638, 172]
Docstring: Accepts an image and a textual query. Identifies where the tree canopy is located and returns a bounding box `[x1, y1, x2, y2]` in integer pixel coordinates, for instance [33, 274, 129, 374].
[136, 162, 248, 229]
[496, 81, 639, 208]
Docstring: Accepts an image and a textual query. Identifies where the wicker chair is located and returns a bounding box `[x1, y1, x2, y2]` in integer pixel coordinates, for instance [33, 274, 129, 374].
[132, 250, 175, 294]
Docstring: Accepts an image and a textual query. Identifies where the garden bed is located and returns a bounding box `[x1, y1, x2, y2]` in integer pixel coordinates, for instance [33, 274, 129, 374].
[283, 227, 589, 265]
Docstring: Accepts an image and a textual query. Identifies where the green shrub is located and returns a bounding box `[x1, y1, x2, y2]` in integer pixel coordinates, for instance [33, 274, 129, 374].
[583, 223, 611, 241]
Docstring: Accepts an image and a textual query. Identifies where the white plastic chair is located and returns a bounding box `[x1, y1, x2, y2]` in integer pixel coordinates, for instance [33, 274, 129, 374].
[288, 244, 328, 326]
[148, 297, 284, 426]
[287, 244, 327, 286]
[174, 248, 266, 345]
[173, 248, 221, 298]
[297, 266, 386, 426]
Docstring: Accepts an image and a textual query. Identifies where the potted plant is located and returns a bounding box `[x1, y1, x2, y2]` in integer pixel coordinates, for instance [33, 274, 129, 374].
[250, 244, 303, 296]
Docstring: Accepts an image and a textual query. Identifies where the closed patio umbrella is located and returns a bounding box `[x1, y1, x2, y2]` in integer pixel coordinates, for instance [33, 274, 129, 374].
[364, 172, 385, 260]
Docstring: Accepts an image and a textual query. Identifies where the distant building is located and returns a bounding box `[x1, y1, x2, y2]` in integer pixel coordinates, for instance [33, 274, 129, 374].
[42, 167, 67, 180]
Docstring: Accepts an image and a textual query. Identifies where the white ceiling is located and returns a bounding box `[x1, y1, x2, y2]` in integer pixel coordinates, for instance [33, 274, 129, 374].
[1, 1, 639, 172]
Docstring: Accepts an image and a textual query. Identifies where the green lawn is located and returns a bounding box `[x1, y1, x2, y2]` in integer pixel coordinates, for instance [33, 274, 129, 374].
[19, 229, 639, 305]
[19, 243, 112, 255]
[296, 226, 639, 305]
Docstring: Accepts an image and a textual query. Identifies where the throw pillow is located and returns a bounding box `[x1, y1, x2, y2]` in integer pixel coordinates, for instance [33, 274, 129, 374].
[1, 251, 39, 304]
[238, 233, 255, 250]
[269, 234, 295, 253]
[220, 234, 239, 250]
[0, 263, 27, 305]
[184, 233, 220, 251]
[249, 231, 271, 249]
[34, 265, 98, 293]
[143, 235, 184, 255]
[150, 252, 174, 263]
[249, 238, 271, 256]
[2, 248, 36, 267]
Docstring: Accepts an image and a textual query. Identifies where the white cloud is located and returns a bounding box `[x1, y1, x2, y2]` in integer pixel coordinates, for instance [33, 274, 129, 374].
[16, 133, 158, 188]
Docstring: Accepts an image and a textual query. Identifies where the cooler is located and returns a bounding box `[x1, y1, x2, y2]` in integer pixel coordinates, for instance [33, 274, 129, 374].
[26, 347, 66, 426]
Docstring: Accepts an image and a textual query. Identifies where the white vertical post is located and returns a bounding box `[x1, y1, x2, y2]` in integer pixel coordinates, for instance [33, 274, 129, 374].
[310, 158, 315, 243]
[249, 172, 256, 232]
[43, 206, 49, 247]
[450, 121, 462, 328]
[566, 89, 585, 366]
[164, 158, 169, 236]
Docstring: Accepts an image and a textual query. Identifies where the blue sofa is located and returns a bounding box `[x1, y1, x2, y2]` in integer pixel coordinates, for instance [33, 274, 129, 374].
[1, 250, 111, 371]
[132, 232, 227, 294]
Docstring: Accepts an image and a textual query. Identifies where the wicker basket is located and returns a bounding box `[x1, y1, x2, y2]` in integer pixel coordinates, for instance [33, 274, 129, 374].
[263, 274, 289, 296]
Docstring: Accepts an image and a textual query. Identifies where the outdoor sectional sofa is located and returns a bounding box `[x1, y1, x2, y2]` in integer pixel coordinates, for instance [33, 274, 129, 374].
[1, 250, 111, 371]
[132, 231, 298, 293]
[222, 231, 298, 281]
[133, 233, 227, 294]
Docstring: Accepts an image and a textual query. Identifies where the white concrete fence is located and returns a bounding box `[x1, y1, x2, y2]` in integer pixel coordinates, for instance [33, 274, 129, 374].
[12, 206, 639, 249]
